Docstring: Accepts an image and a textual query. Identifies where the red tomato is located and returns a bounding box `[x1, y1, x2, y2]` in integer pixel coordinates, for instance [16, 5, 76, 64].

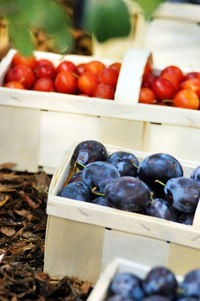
[4, 81, 25, 89]
[109, 62, 121, 74]
[183, 78, 200, 97]
[55, 71, 77, 94]
[161, 65, 183, 82]
[98, 67, 118, 87]
[33, 63, 55, 79]
[77, 72, 98, 95]
[160, 72, 180, 91]
[33, 77, 55, 92]
[35, 59, 55, 69]
[173, 89, 199, 110]
[5, 65, 35, 89]
[85, 60, 106, 75]
[142, 74, 156, 89]
[56, 61, 77, 74]
[151, 77, 176, 101]
[77, 63, 87, 75]
[92, 83, 115, 100]
[183, 72, 200, 81]
[139, 87, 156, 104]
[12, 52, 37, 69]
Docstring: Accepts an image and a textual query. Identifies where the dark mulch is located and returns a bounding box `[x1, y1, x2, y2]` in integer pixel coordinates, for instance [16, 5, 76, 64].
[0, 163, 92, 300]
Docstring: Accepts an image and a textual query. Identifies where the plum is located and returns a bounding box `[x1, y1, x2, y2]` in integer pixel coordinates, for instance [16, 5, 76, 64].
[107, 151, 139, 177]
[145, 198, 178, 221]
[82, 161, 120, 194]
[109, 273, 144, 300]
[59, 181, 92, 202]
[164, 177, 200, 213]
[72, 140, 108, 169]
[179, 269, 200, 298]
[138, 153, 183, 197]
[143, 266, 178, 297]
[104, 176, 150, 212]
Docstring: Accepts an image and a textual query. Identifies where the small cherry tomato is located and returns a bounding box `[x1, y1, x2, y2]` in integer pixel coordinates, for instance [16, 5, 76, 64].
[160, 72, 180, 91]
[161, 65, 183, 82]
[173, 89, 199, 110]
[183, 72, 200, 81]
[56, 61, 78, 74]
[98, 67, 118, 87]
[142, 74, 156, 89]
[4, 81, 25, 89]
[92, 83, 115, 100]
[85, 60, 106, 75]
[55, 71, 77, 94]
[33, 77, 55, 92]
[139, 87, 157, 104]
[151, 77, 176, 101]
[109, 62, 121, 74]
[183, 78, 200, 97]
[12, 52, 37, 69]
[77, 63, 87, 75]
[33, 63, 55, 79]
[5, 65, 35, 89]
[35, 59, 55, 69]
[77, 72, 98, 95]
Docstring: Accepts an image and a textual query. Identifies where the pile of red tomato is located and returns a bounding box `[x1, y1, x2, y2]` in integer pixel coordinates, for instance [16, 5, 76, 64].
[140, 62, 200, 110]
[3, 52, 121, 100]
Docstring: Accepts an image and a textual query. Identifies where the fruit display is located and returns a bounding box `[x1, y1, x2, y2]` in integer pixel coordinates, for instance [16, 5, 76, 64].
[2, 51, 121, 100]
[140, 64, 200, 110]
[58, 140, 200, 225]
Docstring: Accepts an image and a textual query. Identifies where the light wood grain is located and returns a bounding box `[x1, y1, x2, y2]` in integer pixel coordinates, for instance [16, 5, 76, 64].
[44, 216, 105, 282]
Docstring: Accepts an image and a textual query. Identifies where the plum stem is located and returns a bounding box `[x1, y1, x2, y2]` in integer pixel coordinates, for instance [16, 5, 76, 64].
[91, 186, 104, 196]
[150, 192, 155, 204]
[155, 179, 165, 186]
[75, 161, 85, 169]
[131, 161, 139, 169]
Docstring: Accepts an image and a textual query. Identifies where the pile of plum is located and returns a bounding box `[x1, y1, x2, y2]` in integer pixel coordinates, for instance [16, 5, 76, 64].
[59, 140, 200, 225]
[105, 266, 200, 300]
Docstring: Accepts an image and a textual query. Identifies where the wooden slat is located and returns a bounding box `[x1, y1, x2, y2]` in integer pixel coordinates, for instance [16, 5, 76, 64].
[44, 216, 105, 283]
[101, 229, 169, 274]
[0, 105, 40, 172]
[168, 243, 200, 276]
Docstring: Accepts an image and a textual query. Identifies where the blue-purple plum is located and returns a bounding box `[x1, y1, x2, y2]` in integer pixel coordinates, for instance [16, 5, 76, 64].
[145, 198, 178, 221]
[72, 140, 108, 169]
[107, 151, 139, 177]
[82, 161, 120, 194]
[143, 266, 178, 297]
[104, 176, 150, 212]
[59, 181, 92, 202]
[138, 153, 183, 197]
[164, 177, 200, 213]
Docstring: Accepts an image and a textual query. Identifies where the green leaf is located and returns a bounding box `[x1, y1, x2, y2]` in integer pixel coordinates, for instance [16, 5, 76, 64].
[7, 17, 34, 56]
[5, 0, 73, 55]
[83, 0, 131, 43]
[133, 0, 164, 19]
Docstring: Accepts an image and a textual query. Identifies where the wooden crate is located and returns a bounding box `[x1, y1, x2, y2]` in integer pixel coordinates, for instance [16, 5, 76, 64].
[0, 48, 149, 174]
[144, 2, 200, 69]
[44, 142, 200, 284]
[87, 257, 183, 301]
[1, 48, 200, 174]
